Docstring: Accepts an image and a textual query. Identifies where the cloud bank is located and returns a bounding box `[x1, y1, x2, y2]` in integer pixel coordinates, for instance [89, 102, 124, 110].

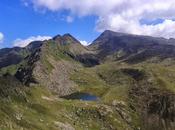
[13, 35, 51, 47]
[0, 32, 4, 43]
[25, 0, 175, 38]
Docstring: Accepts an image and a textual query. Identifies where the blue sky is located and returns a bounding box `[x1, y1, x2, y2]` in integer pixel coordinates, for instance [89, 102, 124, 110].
[0, 0, 175, 48]
[0, 0, 99, 48]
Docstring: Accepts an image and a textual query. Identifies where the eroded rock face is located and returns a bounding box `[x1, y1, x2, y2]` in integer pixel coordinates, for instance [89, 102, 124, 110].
[34, 59, 77, 96]
[15, 42, 79, 96]
[15, 49, 41, 85]
[16, 54, 77, 96]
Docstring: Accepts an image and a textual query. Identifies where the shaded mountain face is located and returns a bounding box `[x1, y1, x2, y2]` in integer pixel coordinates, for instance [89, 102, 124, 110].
[0, 47, 23, 68]
[53, 34, 99, 67]
[0, 41, 43, 69]
[90, 30, 175, 63]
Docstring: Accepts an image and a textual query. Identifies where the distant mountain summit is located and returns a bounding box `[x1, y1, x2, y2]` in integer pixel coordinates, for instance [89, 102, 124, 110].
[90, 30, 175, 63]
[14, 34, 98, 96]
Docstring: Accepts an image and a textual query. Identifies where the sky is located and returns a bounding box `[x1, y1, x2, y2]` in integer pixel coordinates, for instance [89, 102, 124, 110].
[1, 0, 175, 48]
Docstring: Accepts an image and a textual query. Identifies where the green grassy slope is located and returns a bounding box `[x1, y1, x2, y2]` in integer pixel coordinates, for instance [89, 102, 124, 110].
[0, 74, 138, 130]
[0, 59, 175, 130]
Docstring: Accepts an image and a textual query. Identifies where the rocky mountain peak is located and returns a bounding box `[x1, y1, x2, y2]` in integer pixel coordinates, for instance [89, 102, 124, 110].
[53, 34, 62, 41]
[62, 33, 81, 45]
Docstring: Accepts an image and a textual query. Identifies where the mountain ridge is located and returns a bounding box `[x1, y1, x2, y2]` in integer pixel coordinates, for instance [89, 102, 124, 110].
[89, 30, 175, 63]
[0, 30, 175, 130]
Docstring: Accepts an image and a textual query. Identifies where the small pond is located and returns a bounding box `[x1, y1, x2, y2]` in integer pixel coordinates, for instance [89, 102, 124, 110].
[61, 92, 99, 101]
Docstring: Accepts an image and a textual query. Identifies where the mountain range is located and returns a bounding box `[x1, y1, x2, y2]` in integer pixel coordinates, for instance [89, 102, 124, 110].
[0, 30, 175, 130]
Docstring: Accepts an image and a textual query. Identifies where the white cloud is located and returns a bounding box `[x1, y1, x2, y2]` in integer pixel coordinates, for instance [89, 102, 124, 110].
[0, 32, 4, 43]
[25, 0, 175, 38]
[13, 35, 51, 47]
[66, 16, 74, 23]
[80, 40, 91, 46]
